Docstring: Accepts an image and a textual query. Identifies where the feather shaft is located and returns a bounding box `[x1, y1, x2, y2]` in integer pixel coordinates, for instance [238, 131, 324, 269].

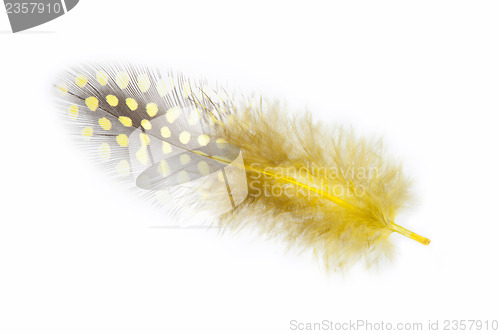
[389, 222, 430, 245]
[208, 154, 430, 245]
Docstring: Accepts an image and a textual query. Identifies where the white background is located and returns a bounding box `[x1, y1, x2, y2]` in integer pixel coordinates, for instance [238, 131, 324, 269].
[1, 1, 499, 333]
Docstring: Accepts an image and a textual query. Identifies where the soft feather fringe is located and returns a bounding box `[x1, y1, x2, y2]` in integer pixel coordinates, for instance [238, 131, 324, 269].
[215, 99, 412, 270]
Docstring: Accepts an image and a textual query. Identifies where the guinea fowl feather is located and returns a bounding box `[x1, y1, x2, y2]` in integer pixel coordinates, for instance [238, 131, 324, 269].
[54, 63, 430, 271]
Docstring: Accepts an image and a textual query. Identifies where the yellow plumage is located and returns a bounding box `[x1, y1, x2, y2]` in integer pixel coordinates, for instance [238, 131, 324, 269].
[55, 64, 429, 271]
[212, 100, 429, 270]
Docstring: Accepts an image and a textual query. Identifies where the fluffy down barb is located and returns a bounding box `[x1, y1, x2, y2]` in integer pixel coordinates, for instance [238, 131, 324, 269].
[216, 101, 426, 270]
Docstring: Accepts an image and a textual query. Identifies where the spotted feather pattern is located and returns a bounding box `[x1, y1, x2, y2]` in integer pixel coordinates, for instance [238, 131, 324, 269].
[54, 64, 248, 218]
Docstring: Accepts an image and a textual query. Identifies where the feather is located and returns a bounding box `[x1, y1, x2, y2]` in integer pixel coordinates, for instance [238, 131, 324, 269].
[54, 63, 430, 271]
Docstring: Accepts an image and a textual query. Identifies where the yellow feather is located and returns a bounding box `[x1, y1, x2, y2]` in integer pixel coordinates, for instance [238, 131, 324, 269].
[55, 64, 429, 271]
[213, 100, 429, 270]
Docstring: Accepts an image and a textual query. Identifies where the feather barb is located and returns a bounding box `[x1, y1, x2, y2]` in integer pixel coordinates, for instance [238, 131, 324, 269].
[206, 153, 431, 246]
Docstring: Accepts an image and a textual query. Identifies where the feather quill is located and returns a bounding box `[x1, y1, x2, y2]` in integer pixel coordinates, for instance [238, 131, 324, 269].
[54, 63, 430, 270]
